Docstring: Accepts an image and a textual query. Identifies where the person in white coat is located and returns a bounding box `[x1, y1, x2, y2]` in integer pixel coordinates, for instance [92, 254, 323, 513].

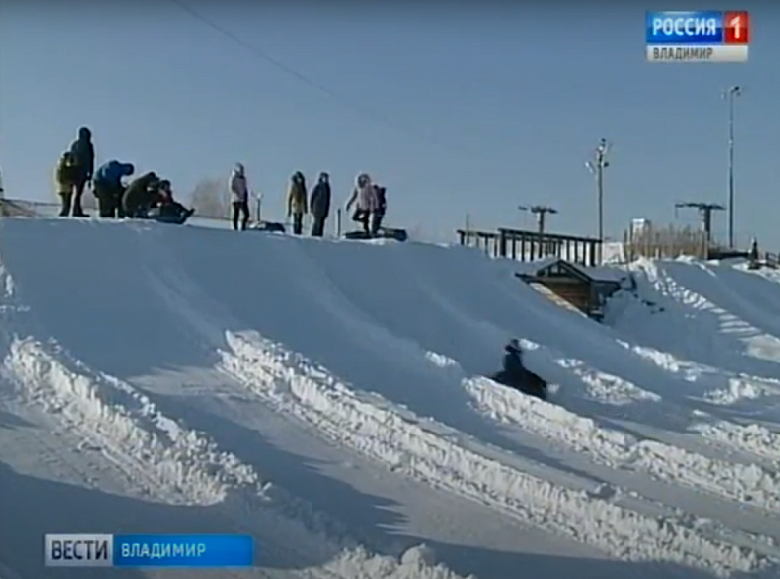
[229, 162, 250, 230]
[345, 173, 378, 234]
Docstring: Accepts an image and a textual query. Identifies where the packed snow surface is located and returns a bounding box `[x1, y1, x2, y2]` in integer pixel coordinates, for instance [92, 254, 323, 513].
[1, 218, 780, 579]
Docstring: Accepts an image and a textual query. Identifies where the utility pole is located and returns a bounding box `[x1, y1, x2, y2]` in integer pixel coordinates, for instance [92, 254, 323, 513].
[724, 86, 742, 249]
[519, 205, 558, 259]
[675, 201, 725, 249]
[586, 138, 611, 264]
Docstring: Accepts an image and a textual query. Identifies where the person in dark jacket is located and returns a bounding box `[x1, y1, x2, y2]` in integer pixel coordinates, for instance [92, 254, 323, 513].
[93, 160, 134, 218]
[151, 179, 194, 223]
[370, 185, 387, 236]
[310, 172, 331, 237]
[68, 126, 95, 217]
[502, 339, 526, 382]
[229, 162, 250, 231]
[498, 339, 547, 399]
[123, 172, 159, 218]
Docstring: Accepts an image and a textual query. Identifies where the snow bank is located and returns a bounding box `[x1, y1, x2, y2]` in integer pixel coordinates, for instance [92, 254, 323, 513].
[1, 218, 780, 578]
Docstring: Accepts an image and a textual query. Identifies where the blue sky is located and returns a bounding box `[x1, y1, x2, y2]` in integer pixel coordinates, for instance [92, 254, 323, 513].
[0, 2, 777, 246]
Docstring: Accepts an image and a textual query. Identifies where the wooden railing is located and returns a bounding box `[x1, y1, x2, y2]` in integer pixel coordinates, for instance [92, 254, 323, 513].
[456, 227, 602, 266]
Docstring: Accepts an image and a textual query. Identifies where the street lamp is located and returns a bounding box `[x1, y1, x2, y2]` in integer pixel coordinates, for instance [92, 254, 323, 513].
[585, 138, 611, 263]
[724, 85, 742, 248]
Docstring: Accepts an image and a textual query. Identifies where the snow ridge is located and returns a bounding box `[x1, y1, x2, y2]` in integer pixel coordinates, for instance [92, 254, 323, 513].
[3, 336, 260, 505]
[463, 374, 780, 512]
[219, 329, 774, 577]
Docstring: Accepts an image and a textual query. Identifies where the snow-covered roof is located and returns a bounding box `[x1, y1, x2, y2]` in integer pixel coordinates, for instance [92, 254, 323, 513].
[517, 257, 628, 283]
[570, 263, 630, 283]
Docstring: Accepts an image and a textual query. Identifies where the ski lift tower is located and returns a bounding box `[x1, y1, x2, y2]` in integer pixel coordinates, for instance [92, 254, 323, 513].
[674, 201, 725, 246]
[518, 204, 558, 236]
[519, 205, 558, 260]
[585, 138, 611, 264]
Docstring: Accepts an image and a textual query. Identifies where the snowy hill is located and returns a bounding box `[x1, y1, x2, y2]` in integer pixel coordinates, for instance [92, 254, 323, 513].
[0, 218, 779, 579]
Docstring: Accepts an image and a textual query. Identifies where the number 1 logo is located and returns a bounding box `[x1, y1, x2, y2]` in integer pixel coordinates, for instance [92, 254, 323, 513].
[724, 11, 749, 44]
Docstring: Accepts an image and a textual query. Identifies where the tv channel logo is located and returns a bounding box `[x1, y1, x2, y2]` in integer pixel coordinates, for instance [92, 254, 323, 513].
[646, 11, 749, 63]
[45, 533, 254, 568]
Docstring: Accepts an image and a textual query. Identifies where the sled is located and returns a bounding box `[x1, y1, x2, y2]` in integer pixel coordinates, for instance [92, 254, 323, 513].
[343, 230, 372, 240]
[249, 221, 286, 233]
[487, 369, 548, 401]
[381, 227, 408, 242]
[343, 227, 408, 242]
[147, 207, 194, 225]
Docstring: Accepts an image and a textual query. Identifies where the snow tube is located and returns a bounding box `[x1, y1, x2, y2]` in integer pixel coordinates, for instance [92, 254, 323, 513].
[249, 221, 286, 233]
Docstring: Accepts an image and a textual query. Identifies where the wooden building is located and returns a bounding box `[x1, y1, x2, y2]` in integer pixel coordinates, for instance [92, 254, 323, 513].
[516, 258, 625, 321]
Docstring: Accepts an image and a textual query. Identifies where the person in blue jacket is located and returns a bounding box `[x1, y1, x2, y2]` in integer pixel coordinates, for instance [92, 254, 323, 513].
[93, 160, 135, 218]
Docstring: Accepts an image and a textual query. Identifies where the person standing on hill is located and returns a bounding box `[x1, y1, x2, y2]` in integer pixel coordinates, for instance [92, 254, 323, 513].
[287, 171, 308, 235]
[67, 126, 95, 217]
[229, 163, 250, 231]
[346, 173, 377, 234]
[93, 160, 134, 217]
[310, 172, 331, 237]
[53, 151, 78, 217]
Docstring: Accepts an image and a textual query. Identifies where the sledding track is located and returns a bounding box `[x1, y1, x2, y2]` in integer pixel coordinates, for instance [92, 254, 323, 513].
[1, 218, 780, 579]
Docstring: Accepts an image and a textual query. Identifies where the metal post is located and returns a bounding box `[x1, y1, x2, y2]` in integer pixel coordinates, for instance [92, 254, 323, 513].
[519, 205, 557, 260]
[537, 212, 546, 259]
[726, 86, 741, 248]
[586, 139, 610, 264]
[597, 159, 604, 253]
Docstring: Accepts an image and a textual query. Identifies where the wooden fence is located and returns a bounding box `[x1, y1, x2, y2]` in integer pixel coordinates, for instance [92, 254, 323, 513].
[622, 223, 712, 260]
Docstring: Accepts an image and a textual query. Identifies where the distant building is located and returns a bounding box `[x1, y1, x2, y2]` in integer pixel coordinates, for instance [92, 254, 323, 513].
[630, 218, 651, 239]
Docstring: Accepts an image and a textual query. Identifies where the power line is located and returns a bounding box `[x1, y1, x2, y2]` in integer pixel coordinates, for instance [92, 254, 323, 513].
[168, 0, 485, 161]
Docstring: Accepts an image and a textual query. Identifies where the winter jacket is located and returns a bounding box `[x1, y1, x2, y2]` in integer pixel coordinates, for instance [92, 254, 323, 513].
[504, 352, 525, 380]
[310, 181, 331, 218]
[502, 347, 526, 381]
[287, 179, 308, 215]
[53, 154, 77, 195]
[95, 160, 134, 186]
[69, 127, 95, 180]
[123, 172, 159, 215]
[229, 169, 249, 203]
[346, 181, 378, 213]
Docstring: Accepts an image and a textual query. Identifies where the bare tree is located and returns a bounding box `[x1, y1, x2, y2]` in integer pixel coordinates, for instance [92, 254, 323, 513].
[189, 178, 229, 219]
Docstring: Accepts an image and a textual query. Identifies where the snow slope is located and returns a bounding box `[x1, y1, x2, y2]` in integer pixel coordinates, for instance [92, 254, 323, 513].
[1, 218, 779, 579]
